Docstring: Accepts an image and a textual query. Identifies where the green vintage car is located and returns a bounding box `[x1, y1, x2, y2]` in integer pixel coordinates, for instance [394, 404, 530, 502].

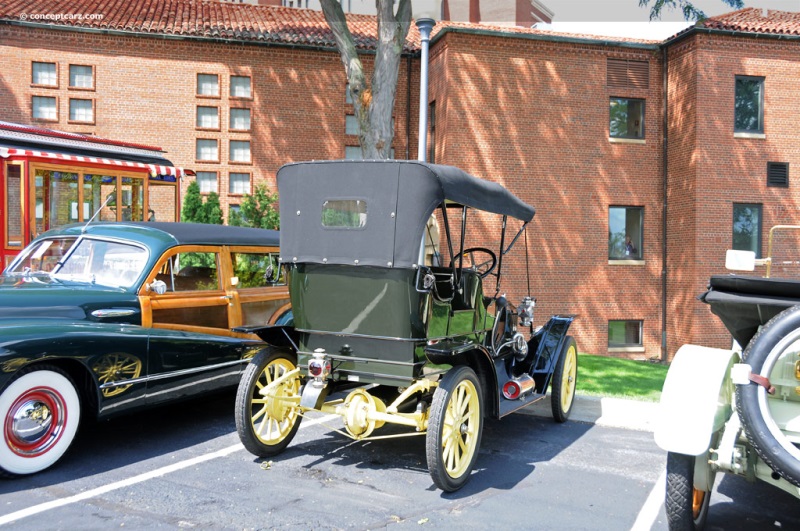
[235, 160, 578, 492]
[0, 221, 290, 477]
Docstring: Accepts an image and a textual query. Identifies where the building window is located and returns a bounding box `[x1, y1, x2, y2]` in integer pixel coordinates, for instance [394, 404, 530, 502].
[196, 106, 219, 129]
[32, 96, 57, 121]
[610, 98, 644, 139]
[196, 139, 219, 162]
[196, 172, 218, 194]
[735, 76, 764, 134]
[69, 99, 94, 123]
[608, 320, 643, 348]
[733, 203, 762, 257]
[229, 141, 251, 163]
[230, 108, 251, 131]
[197, 74, 219, 97]
[230, 76, 251, 98]
[345, 83, 353, 104]
[345, 146, 362, 160]
[32, 62, 57, 86]
[69, 65, 94, 89]
[229, 172, 251, 195]
[609, 206, 643, 260]
[345, 115, 359, 135]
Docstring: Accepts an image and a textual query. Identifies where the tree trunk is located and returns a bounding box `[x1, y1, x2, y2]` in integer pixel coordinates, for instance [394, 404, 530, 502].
[321, 0, 411, 159]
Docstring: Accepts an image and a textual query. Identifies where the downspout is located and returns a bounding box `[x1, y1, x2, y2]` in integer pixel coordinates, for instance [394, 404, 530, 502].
[660, 45, 669, 362]
[406, 56, 412, 160]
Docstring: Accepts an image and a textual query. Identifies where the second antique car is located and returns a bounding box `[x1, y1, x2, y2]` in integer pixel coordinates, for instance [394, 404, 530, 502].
[656, 226, 800, 529]
[235, 160, 578, 492]
[0, 221, 290, 477]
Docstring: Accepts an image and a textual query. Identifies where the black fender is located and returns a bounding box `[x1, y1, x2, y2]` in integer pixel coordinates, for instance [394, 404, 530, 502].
[424, 341, 500, 418]
[233, 324, 298, 352]
[523, 315, 576, 391]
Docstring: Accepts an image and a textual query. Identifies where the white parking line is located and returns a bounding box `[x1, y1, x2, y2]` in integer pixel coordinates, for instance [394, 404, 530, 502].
[631, 469, 666, 531]
[0, 414, 340, 527]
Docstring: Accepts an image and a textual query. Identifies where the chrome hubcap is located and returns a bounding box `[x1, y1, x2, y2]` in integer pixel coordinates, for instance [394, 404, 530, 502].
[6, 389, 65, 457]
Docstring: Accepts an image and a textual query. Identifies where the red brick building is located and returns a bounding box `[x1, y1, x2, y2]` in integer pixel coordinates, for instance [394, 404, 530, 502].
[1, 1, 799, 360]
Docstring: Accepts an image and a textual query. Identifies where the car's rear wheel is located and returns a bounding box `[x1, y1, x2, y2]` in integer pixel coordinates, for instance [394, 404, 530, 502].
[235, 348, 302, 457]
[0, 365, 81, 477]
[665, 452, 711, 531]
[551, 336, 578, 423]
[426, 366, 483, 492]
[736, 305, 800, 487]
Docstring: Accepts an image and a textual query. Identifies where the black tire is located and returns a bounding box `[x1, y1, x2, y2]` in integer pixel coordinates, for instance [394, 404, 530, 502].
[665, 452, 711, 531]
[0, 365, 81, 477]
[551, 336, 578, 423]
[426, 366, 484, 492]
[735, 305, 800, 487]
[235, 349, 302, 458]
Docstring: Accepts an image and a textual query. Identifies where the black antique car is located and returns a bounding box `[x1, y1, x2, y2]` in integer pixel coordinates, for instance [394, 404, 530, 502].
[0, 221, 289, 476]
[236, 160, 577, 492]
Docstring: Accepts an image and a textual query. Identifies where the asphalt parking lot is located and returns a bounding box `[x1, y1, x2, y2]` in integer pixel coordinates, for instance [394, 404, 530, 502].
[1, 391, 799, 530]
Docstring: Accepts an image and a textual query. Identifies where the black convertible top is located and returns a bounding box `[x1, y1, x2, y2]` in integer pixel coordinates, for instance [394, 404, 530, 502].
[277, 160, 535, 268]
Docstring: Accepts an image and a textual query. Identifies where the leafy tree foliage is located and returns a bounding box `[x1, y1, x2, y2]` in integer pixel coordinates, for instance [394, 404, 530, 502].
[228, 185, 280, 230]
[181, 180, 223, 225]
[639, 0, 744, 21]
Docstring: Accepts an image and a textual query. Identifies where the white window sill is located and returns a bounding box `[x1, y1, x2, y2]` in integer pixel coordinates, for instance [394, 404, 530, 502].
[609, 346, 645, 353]
[608, 259, 646, 266]
[734, 132, 766, 139]
[609, 137, 646, 145]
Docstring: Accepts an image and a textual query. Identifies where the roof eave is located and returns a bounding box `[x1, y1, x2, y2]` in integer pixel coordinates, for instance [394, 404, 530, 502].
[0, 19, 416, 56]
[662, 24, 800, 48]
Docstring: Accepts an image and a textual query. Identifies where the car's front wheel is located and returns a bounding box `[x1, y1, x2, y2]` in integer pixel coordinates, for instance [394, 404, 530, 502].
[235, 348, 302, 457]
[0, 365, 81, 477]
[665, 452, 711, 531]
[551, 336, 578, 423]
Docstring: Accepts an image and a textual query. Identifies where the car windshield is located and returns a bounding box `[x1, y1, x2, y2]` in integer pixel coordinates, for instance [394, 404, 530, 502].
[7, 237, 79, 275]
[51, 238, 148, 288]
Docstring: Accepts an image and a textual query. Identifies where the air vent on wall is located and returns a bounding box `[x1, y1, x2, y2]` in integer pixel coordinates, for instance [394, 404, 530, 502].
[767, 162, 789, 188]
[607, 59, 649, 90]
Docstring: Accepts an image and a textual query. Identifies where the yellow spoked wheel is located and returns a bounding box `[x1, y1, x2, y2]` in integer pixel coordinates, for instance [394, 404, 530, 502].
[91, 353, 143, 398]
[235, 349, 302, 457]
[426, 365, 483, 492]
[551, 336, 578, 423]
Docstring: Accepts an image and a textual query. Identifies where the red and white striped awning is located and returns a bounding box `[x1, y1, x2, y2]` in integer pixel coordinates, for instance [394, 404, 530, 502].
[0, 147, 194, 177]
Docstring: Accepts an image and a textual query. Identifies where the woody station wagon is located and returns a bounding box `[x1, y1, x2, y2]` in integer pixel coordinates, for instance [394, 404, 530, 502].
[0, 221, 289, 476]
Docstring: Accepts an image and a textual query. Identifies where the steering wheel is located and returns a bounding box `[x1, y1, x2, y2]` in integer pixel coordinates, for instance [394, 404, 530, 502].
[450, 247, 497, 278]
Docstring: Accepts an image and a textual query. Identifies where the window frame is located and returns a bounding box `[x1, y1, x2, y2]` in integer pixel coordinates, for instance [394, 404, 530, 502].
[195, 171, 219, 195]
[229, 140, 251, 165]
[228, 172, 251, 196]
[68, 64, 95, 91]
[68, 97, 95, 124]
[734, 75, 765, 135]
[229, 75, 252, 100]
[229, 107, 252, 132]
[196, 73, 220, 99]
[195, 105, 220, 131]
[608, 320, 644, 351]
[31, 61, 58, 88]
[609, 97, 645, 140]
[31, 95, 58, 122]
[732, 203, 763, 258]
[608, 206, 644, 262]
[195, 138, 220, 163]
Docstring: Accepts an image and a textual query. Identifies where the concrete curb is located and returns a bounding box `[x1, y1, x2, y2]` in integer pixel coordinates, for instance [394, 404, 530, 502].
[521, 394, 658, 432]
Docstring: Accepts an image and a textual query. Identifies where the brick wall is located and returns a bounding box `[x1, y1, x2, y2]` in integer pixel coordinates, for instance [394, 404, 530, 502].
[3, 22, 800, 360]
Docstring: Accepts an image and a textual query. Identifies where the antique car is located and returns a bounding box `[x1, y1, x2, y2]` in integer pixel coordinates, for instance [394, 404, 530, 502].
[656, 228, 800, 529]
[0, 221, 290, 477]
[235, 160, 577, 492]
